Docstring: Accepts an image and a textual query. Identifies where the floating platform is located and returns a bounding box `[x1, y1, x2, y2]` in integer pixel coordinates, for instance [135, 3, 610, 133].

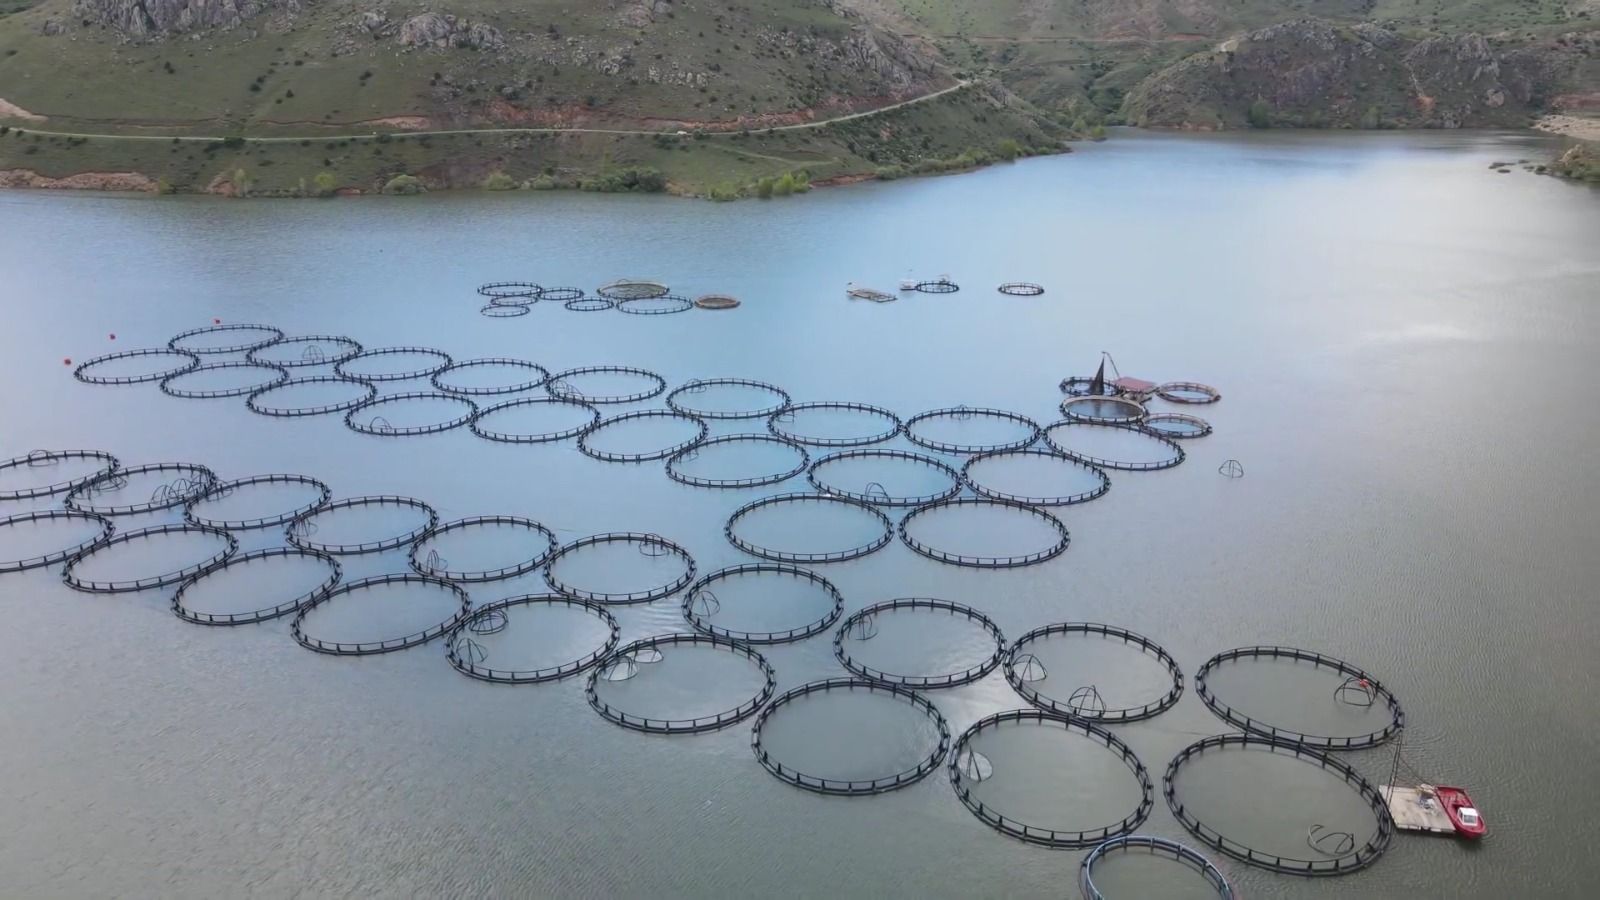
[1381, 785, 1455, 835]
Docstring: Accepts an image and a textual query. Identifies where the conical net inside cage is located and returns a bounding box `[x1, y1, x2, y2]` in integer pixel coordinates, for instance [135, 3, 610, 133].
[600, 656, 640, 681]
[690, 590, 721, 617]
[847, 614, 879, 642]
[1013, 653, 1047, 682]
[454, 637, 488, 666]
[1068, 684, 1106, 716]
[1334, 675, 1377, 708]
[957, 749, 993, 783]
[468, 608, 509, 636]
[631, 647, 664, 664]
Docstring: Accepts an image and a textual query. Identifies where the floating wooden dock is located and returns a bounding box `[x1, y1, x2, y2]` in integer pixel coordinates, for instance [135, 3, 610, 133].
[1382, 785, 1455, 835]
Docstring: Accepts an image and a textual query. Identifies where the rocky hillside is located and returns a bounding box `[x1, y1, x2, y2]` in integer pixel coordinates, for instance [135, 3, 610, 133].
[1123, 19, 1599, 129]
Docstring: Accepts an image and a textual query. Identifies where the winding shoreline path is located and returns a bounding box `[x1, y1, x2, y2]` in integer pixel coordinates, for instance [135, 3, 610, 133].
[3, 81, 970, 145]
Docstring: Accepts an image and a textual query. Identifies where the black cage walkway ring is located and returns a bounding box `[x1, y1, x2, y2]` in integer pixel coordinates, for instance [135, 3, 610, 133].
[767, 401, 903, 448]
[681, 563, 844, 644]
[0, 450, 120, 500]
[725, 492, 894, 564]
[65, 462, 218, 516]
[545, 365, 668, 404]
[184, 473, 333, 531]
[577, 409, 709, 463]
[1044, 422, 1187, 472]
[950, 710, 1155, 849]
[586, 632, 776, 734]
[538, 287, 585, 302]
[596, 279, 670, 301]
[1194, 646, 1405, 750]
[961, 449, 1111, 507]
[899, 498, 1070, 569]
[750, 677, 952, 796]
[74, 348, 201, 386]
[1059, 395, 1149, 427]
[912, 279, 960, 294]
[807, 448, 963, 507]
[478, 281, 541, 300]
[431, 358, 550, 396]
[834, 598, 1006, 689]
[1005, 623, 1184, 723]
[1079, 835, 1237, 900]
[1143, 413, 1214, 440]
[665, 434, 811, 489]
[666, 378, 792, 421]
[0, 510, 115, 574]
[1060, 376, 1121, 398]
[168, 323, 285, 355]
[998, 282, 1045, 296]
[62, 522, 237, 593]
[246, 334, 364, 369]
[170, 547, 342, 626]
[334, 346, 454, 382]
[470, 397, 601, 443]
[565, 296, 615, 312]
[446, 594, 621, 684]
[292, 573, 471, 656]
[480, 303, 530, 318]
[543, 532, 697, 604]
[1156, 382, 1223, 405]
[904, 407, 1042, 455]
[285, 495, 439, 555]
[159, 361, 290, 399]
[344, 392, 478, 436]
[616, 295, 694, 315]
[409, 515, 558, 582]
[246, 376, 379, 417]
[1163, 733, 1394, 876]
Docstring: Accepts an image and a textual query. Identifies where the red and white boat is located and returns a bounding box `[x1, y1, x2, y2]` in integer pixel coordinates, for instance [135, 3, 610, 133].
[1434, 785, 1487, 839]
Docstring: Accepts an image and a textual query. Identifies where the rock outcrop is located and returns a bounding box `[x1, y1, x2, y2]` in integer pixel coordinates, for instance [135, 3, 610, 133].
[1124, 18, 1593, 129]
[69, 0, 299, 38]
[397, 13, 505, 51]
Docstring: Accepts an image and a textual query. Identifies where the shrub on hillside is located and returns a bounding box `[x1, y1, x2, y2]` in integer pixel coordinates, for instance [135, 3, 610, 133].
[382, 174, 426, 195]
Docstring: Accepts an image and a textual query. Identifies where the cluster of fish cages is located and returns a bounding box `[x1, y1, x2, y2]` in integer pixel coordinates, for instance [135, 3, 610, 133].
[472, 281, 738, 317]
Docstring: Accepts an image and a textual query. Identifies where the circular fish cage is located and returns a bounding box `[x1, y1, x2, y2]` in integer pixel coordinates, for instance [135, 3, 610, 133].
[912, 279, 960, 294]
[168, 323, 285, 355]
[446, 594, 620, 684]
[767, 401, 902, 448]
[0, 449, 120, 500]
[725, 492, 894, 564]
[292, 573, 471, 656]
[998, 282, 1045, 296]
[159, 361, 289, 400]
[666, 378, 791, 420]
[62, 523, 237, 593]
[480, 303, 529, 318]
[617, 295, 694, 315]
[0, 510, 114, 574]
[1059, 376, 1121, 398]
[1060, 395, 1148, 427]
[665, 434, 810, 489]
[470, 396, 601, 443]
[408, 515, 558, 582]
[543, 532, 697, 604]
[1004, 623, 1183, 723]
[833, 598, 1006, 689]
[285, 495, 438, 555]
[577, 409, 709, 463]
[246, 334, 364, 369]
[246, 376, 378, 417]
[1163, 734, 1394, 876]
[1194, 646, 1405, 750]
[74, 348, 200, 386]
[334, 346, 454, 382]
[950, 710, 1155, 849]
[184, 473, 332, 531]
[477, 281, 542, 300]
[807, 448, 962, 507]
[344, 392, 478, 436]
[695, 293, 740, 310]
[681, 563, 844, 643]
[1044, 422, 1186, 472]
[538, 287, 585, 302]
[170, 547, 341, 626]
[564, 296, 615, 312]
[430, 358, 550, 396]
[65, 462, 217, 516]
[1144, 413, 1213, 439]
[1156, 382, 1223, 404]
[904, 407, 1041, 454]
[751, 678, 951, 795]
[586, 633, 776, 734]
[1079, 835, 1237, 900]
[898, 498, 1070, 568]
[544, 365, 667, 404]
[596, 279, 670, 301]
[961, 449, 1110, 507]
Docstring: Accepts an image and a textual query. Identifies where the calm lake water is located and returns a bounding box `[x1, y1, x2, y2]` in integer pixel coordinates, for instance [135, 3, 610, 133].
[2, 129, 1598, 898]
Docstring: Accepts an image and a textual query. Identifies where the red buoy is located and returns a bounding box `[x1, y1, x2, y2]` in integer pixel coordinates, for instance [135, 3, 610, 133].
[63, 358, 72, 365]
[108, 333, 117, 340]
[213, 318, 222, 324]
